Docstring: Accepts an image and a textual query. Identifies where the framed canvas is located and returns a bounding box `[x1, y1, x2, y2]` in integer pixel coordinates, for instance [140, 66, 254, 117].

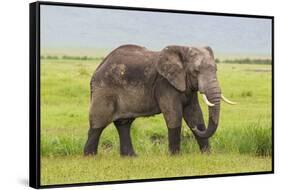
[29, 1, 274, 188]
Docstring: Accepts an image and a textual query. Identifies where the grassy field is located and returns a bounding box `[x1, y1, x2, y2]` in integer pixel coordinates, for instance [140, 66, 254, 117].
[40, 56, 272, 185]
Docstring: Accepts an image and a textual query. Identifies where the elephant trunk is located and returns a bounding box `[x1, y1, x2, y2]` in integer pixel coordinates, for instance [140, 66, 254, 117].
[193, 82, 221, 139]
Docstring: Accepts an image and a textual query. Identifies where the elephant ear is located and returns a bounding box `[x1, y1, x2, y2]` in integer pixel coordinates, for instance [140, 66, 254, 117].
[157, 46, 188, 92]
[204, 46, 214, 58]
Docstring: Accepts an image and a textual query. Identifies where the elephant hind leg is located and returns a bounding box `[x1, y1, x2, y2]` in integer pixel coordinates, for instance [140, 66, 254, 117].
[84, 96, 115, 156]
[84, 126, 106, 156]
[114, 118, 136, 156]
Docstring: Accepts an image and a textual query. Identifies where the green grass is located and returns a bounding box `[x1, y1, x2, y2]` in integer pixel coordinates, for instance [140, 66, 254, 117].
[41, 153, 271, 185]
[40, 57, 272, 185]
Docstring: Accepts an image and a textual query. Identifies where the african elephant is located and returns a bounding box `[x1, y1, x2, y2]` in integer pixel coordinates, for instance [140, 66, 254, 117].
[84, 44, 235, 156]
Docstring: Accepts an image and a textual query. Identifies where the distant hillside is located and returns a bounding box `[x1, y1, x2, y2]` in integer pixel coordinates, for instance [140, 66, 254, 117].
[41, 48, 271, 65]
[42, 48, 271, 59]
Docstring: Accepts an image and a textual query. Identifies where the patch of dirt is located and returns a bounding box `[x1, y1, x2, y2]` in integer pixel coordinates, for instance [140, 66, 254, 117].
[150, 133, 165, 145]
[101, 140, 113, 151]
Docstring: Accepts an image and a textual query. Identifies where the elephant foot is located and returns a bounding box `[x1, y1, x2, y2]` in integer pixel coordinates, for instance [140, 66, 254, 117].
[120, 152, 138, 157]
[201, 149, 211, 155]
[169, 148, 180, 156]
[83, 150, 97, 156]
[199, 144, 211, 154]
[84, 144, 98, 156]
[120, 147, 137, 157]
[200, 148, 211, 154]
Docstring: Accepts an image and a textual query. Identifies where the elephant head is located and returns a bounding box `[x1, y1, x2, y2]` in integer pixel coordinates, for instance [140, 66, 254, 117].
[157, 46, 236, 139]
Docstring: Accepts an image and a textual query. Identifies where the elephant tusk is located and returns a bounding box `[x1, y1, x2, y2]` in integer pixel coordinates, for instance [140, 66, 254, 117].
[202, 94, 215, 107]
[191, 125, 200, 133]
[221, 94, 237, 105]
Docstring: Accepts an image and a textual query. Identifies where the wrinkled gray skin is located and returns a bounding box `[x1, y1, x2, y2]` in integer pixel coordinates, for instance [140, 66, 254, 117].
[84, 44, 221, 156]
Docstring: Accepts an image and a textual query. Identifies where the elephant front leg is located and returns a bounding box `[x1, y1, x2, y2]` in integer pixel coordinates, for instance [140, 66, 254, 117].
[190, 123, 210, 153]
[167, 126, 181, 154]
[161, 104, 183, 155]
[183, 95, 210, 153]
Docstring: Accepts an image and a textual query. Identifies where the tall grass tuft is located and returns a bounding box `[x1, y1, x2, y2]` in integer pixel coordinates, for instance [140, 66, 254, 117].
[238, 121, 271, 156]
[41, 136, 85, 157]
[78, 67, 90, 76]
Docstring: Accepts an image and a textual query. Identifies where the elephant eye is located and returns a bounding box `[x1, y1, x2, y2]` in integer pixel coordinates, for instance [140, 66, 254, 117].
[191, 68, 199, 77]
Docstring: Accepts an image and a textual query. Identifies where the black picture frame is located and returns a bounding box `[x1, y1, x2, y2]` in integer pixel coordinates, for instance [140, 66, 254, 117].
[29, 1, 274, 188]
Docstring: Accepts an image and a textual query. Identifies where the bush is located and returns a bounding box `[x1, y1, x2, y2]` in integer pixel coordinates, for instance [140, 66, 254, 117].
[46, 55, 59, 60]
[223, 58, 271, 65]
[78, 67, 89, 76]
[241, 90, 253, 97]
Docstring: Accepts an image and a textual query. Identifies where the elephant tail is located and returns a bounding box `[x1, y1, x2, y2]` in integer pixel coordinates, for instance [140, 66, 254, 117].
[89, 52, 112, 102]
[90, 76, 94, 102]
[90, 74, 95, 101]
